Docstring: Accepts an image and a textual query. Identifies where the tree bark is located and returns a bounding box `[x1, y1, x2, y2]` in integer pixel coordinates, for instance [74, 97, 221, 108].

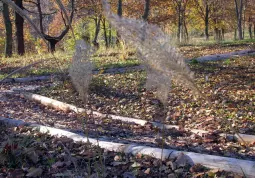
[234, 0, 244, 40]
[93, 16, 101, 49]
[234, 28, 237, 40]
[214, 28, 220, 42]
[48, 39, 58, 52]
[254, 23, 255, 38]
[248, 17, 252, 39]
[249, 24, 252, 39]
[204, 3, 209, 40]
[116, 0, 122, 45]
[2, 3, 13, 57]
[183, 19, 188, 42]
[15, 0, 25, 55]
[142, 0, 150, 21]
[177, 3, 182, 43]
[109, 24, 112, 45]
[117, 0, 122, 17]
[221, 28, 225, 40]
[242, 2, 246, 39]
[102, 18, 109, 48]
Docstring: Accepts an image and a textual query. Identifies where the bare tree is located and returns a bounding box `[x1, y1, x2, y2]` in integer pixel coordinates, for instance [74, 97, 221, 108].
[35, 0, 75, 52]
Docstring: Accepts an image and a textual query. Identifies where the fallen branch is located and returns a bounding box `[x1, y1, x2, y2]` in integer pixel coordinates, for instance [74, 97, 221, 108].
[0, 117, 254, 177]
[18, 92, 255, 144]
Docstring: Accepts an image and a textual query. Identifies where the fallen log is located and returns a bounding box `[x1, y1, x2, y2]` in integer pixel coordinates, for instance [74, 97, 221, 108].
[194, 50, 255, 62]
[0, 117, 254, 177]
[18, 92, 255, 144]
[0, 75, 56, 83]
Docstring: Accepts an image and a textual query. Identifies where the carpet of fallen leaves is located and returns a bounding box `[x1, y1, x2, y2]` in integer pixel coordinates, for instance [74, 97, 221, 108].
[0, 44, 254, 177]
[0, 124, 243, 178]
[38, 55, 255, 135]
[1, 90, 254, 161]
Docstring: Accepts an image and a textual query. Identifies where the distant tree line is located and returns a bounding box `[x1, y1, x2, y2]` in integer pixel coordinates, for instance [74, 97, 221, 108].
[0, 0, 254, 57]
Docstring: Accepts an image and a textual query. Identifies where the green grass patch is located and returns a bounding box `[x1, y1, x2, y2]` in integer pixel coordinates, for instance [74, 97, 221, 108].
[180, 38, 255, 47]
[0, 47, 139, 79]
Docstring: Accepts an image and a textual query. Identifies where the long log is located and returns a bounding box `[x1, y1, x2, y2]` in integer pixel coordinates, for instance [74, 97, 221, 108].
[0, 117, 254, 177]
[19, 92, 255, 144]
[0, 75, 56, 83]
[195, 50, 255, 62]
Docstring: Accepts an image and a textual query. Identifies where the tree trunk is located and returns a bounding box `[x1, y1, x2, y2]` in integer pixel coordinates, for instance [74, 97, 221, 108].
[234, 28, 237, 40]
[93, 16, 101, 49]
[2, 3, 13, 57]
[234, 0, 244, 40]
[177, 4, 182, 43]
[221, 28, 225, 40]
[109, 24, 112, 45]
[214, 28, 219, 42]
[15, 0, 25, 55]
[142, 0, 150, 21]
[48, 39, 58, 52]
[242, 3, 246, 39]
[249, 24, 252, 39]
[248, 17, 252, 39]
[254, 23, 255, 38]
[116, 0, 122, 45]
[183, 19, 188, 42]
[117, 0, 122, 17]
[102, 18, 109, 48]
[204, 3, 209, 40]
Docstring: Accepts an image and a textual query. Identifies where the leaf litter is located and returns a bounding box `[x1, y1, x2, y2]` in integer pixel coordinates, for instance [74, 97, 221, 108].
[0, 124, 244, 177]
[0, 43, 254, 177]
[0, 80, 255, 161]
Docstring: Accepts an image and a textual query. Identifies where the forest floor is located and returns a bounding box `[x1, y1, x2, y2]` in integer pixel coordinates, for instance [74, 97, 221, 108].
[0, 41, 255, 177]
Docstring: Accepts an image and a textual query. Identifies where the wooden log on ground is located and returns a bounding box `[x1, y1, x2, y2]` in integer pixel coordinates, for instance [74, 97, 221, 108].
[0, 117, 254, 177]
[0, 75, 55, 83]
[194, 50, 255, 62]
[18, 92, 255, 144]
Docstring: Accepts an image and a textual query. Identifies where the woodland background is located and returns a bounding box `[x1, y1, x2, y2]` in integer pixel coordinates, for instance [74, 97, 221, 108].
[0, 0, 255, 57]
